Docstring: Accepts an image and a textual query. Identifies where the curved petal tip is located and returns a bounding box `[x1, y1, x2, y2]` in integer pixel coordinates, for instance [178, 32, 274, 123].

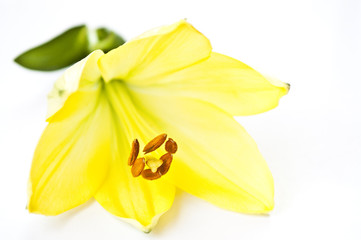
[117, 213, 164, 233]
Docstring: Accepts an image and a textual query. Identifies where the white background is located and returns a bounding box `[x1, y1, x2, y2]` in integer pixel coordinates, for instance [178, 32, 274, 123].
[1, 0, 360, 239]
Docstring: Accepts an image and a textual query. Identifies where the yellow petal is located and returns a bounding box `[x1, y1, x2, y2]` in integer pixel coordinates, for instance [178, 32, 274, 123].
[126, 85, 274, 213]
[28, 88, 113, 215]
[98, 20, 211, 85]
[47, 50, 104, 120]
[139, 52, 289, 116]
[94, 82, 175, 232]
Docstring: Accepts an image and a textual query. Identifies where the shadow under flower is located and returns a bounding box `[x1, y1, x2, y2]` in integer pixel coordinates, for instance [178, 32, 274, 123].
[40, 198, 97, 230]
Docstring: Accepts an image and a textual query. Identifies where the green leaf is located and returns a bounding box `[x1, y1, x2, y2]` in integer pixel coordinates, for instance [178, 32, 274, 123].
[90, 27, 125, 53]
[14, 25, 126, 71]
[14, 25, 89, 71]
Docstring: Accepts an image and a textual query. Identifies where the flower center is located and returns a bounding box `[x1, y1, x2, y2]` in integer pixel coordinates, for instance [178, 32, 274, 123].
[128, 134, 178, 180]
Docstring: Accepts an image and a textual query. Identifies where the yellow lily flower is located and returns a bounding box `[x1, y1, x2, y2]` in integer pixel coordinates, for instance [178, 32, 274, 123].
[27, 20, 289, 232]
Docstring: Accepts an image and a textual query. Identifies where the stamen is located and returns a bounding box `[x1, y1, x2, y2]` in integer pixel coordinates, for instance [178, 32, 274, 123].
[143, 133, 167, 154]
[158, 153, 173, 175]
[142, 169, 162, 180]
[128, 134, 177, 180]
[165, 138, 178, 154]
[128, 139, 139, 166]
[131, 158, 145, 177]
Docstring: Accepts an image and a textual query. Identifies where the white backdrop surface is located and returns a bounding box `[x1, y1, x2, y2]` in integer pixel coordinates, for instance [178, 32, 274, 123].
[0, 0, 360, 239]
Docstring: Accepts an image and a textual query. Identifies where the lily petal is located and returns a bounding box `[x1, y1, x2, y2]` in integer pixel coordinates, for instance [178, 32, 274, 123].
[28, 88, 113, 215]
[126, 85, 274, 213]
[138, 52, 289, 116]
[47, 50, 104, 120]
[28, 50, 112, 215]
[98, 20, 211, 85]
[94, 81, 175, 232]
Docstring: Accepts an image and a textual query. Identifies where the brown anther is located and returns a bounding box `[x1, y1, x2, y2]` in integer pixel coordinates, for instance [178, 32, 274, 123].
[128, 139, 139, 166]
[158, 153, 173, 175]
[165, 138, 178, 154]
[131, 158, 145, 177]
[143, 133, 167, 154]
[141, 169, 162, 180]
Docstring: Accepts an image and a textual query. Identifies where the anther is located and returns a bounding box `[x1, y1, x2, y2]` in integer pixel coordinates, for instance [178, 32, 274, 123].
[143, 133, 167, 154]
[142, 169, 162, 180]
[128, 139, 139, 166]
[158, 153, 173, 175]
[165, 138, 178, 154]
[131, 158, 145, 177]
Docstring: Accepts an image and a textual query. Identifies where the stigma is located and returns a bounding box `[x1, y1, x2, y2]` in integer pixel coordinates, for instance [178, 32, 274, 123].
[128, 134, 177, 180]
